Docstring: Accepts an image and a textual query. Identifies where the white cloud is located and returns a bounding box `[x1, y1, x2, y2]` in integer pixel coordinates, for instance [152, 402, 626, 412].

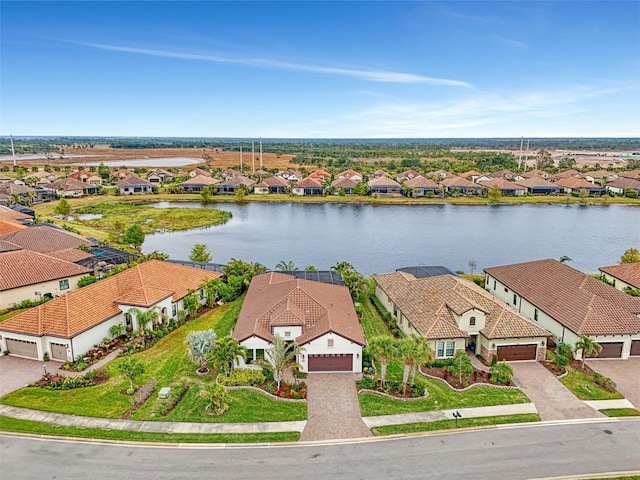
[74, 41, 473, 88]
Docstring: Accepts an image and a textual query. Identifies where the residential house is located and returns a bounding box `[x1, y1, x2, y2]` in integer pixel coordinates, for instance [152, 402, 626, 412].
[0, 225, 95, 254]
[484, 259, 640, 359]
[336, 169, 363, 182]
[178, 175, 220, 193]
[117, 174, 154, 195]
[368, 176, 402, 196]
[277, 170, 303, 182]
[618, 170, 640, 180]
[292, 177, 324, 196]
[25, 170, 59, 186]
[606, 178, 640, 196]
[428, 169, 455, 180]
[599, 263, 640, 293]
[459, 170, 483, 182]
[396, 169, 420, 182]
[521, 169, 550, 180]
[146, 169, 174, 184]
[374, 269, 549, 362]
[0, 220, 26, 235]
[113, 169, 133, 179]
[515, 177, 563, 195]
[439, 176, 483, 195]
[583, 170, 617, 185]
[403, 176, 440, 197]
[0, 260, 221, 361]
[549, 169, 583, 182]
[0, 205, 33, 225]
[0, 176, 12, 184]
[217, 175, 255, 194]
[254, 176, 289, 194]
[554, 177, 606, 196]
[68, 170, 103, 186]
[331, 177, 358, 195]
[0, 194, 9, 205]
[47, 177, 99, 197]
[0, 183, 37, 204]
[189, 167, 211, 178]
[222, 168, 245, 180]
[0, 249, 93, 309]
[480, 178, 525, 196]
[491, 169, 517, 180]
[371, 169, 390, 179]
[232, 272, 365, 373]
[308, 169, 332, 182]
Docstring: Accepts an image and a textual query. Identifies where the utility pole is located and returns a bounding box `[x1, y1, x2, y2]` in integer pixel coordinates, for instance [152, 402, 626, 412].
[259, 138, 263, 169]
[518, 137, 524, 171]
[240, 146, 243, 172]
[10, 135, 16, 167]
[252, 140, 255, 174]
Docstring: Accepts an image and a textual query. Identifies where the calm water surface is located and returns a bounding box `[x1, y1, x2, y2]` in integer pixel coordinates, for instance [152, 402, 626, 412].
[143, 202, 640, 275]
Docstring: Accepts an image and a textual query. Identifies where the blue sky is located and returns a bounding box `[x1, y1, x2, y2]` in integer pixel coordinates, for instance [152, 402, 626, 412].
[1, 1, 639, 138]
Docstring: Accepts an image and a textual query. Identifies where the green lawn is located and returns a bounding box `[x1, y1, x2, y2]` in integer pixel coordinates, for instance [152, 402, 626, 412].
[359, 280, 392, 339]
[0, 416, 299, 443]
[600, 408, 640, 417]
[371, 414, 540, 436]
[359, 362, 530, 417]
[559, 370, 624, 400]
[1, 298, 307, 423]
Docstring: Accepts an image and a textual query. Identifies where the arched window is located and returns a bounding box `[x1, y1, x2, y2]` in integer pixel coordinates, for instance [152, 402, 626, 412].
[469, 316, 476, 326]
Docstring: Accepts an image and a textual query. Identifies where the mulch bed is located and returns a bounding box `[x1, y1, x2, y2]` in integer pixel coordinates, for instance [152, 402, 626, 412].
[420, 366, 515, 389]
[541, 360, 595, 377]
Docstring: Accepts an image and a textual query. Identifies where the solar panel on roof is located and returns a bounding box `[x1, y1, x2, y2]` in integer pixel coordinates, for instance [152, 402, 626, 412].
[396, 266, 457, 278]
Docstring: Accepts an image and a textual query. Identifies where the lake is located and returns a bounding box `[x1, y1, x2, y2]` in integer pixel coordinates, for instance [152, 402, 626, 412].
[142, 202, 640, 275]
[80, 157, 203, 167]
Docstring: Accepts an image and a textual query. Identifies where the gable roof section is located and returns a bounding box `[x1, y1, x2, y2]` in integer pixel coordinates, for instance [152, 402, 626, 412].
[404, 176, 439, 188]
[295, 177, 324, 188]
[374, 271, 549, 340]
[46, 248, 95, 263]
[179, 174, 220, 186]
[0, 219, 27, 235]
[331, 177, 358, 189]
[256, 176, 289, 188]
[233, 272, 365, 346]
[599, 263, 640, 290]
[117, 174, 152, 187]
[515, 176, 559, 188]
[440, 176, 479, 188]
[0, 260, 221, 338]
[49, 177, 89, 192]
[607, 178, 640, 190]
[554, 177, 602, 190]
[484, 259, 640, 336]
[0, 250, 92, 291]
[0, 225, 94, 253]
[368, 176, 401, 188]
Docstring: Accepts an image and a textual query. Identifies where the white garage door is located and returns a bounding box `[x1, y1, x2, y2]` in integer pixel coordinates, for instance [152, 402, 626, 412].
[5, 338, 38, 359]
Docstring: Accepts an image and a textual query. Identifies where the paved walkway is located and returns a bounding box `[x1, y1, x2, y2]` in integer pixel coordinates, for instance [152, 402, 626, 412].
[510, 362, 603, 421]
[299, 373, 372, 441]
[587, 358, 640, 410]
[363, 403, 538, 428]
[467, 350, 491, 373]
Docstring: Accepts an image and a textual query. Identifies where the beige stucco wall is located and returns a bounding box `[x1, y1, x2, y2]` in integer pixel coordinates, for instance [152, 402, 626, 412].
[478, 335, 546, 363]
[254, 186, 269, 194]
[291, 187, 304, 196]
[272, 325, 303, 340]
[456, 309, 486, 334]
[0, 273, 88, 310]
[599, 272, 634, 292]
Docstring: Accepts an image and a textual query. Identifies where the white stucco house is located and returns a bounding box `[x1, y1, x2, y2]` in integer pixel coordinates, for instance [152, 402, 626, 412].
[484, 259, 640, 359]
[232, 272, 365, 373]
[599, 262, 640, 293]
[0, 260, 220, 361]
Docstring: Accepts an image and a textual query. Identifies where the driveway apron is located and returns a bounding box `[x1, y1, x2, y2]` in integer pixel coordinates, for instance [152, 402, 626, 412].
[300, 373, 372, 441]
[587, 358, 640, 410]
[510, 362, 603, 421]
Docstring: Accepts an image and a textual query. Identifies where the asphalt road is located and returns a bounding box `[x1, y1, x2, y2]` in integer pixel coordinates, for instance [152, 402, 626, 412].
[2, 420, 639, 480]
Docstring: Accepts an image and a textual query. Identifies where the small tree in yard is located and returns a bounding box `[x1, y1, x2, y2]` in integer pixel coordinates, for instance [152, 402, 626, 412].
[182, 290, 201, 318]
[212, 336, 246, 377]
[575, 335, 602, 369]
[117, 356, 145, 394]
[261, 335, 301, 390]
[468, 259, 477, 275]
[53, 198, 71, 217]
[366, 335, 397, 387]
[189, 243, 212, 263]
[445, 350, 474, 385]
[128, 308, 158, 346]
[186, 329, 217, 373]
[398, 334, 434, 393]
[490, 361, 513, 385]
[201, 383, 229, 416]
[123, 224, 145, 250]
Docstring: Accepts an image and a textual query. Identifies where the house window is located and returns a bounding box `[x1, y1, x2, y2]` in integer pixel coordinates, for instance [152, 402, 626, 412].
[437, 341, 455, 358]
[59, 279, 69, 291]
[469, 316, 476, 326]
[255, 349, 265, 360]
[172, 304, 177, 317]
[199, 289, 205, 299]
[504, 287, 508, 293]
[493, 280, 497, 289]
[327, 338, 334, 347]
[284, 331, 291, 338]
[513, 294, 517, 305]
[534, 309, 539, 321]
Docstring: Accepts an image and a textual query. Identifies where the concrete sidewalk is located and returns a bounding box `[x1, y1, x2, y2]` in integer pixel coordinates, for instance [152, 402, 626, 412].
[583, 399, 637, 410]
[362, 402, 538, 428]
[0, 405, 306, 434]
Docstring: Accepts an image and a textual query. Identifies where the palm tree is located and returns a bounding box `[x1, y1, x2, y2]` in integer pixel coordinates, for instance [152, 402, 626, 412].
[366, 336, 397, 386]
[202, 278, 222, 307]
[182, 290, 201, 318]
[186, 329, 217, 373]
[397, 335, 435, 393]
[275, 260, 297, 271]
[575, 335, 602, 369]
[212, 336, 246, 377]
[128, 308, 159, 346]
[559, 256, 573, 264]
[262, 335, 301, 390]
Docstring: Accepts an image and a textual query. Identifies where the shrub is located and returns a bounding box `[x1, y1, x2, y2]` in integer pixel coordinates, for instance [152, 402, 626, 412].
[594, 372, 615, 391]
[262, 367, 275, 382]
[425, 358, 455, 368]
[490, 361, 513, 385]
[218, 368, 265, 386]
[30, 372, 95, 390]
[78, 275, 98, 288]
[357, 376, 378, 390]
[201, 383, 230, 416]
[546, 350, 556, 362]
[557, 343, 573, 359]
[554, 354, 569, 367]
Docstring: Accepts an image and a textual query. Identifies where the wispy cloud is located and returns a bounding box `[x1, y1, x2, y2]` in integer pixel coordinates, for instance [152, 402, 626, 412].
[74, 41, 473, 88]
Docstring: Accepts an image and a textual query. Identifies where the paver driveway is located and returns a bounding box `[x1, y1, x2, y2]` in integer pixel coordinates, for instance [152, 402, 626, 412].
[510, 362, 603, 421]
[587, 358, 640, 410]
[300, 373, 371, 441]
[0, 356, 66, 397]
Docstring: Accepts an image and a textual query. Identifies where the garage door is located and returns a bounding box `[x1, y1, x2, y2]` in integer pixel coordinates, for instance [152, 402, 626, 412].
[5, 338, 38, 359]
[50, 343, 68, 361]
[597, 342, 623, 358]
[308, 354, 352, 372]
[496, 344, 537, 361]
[631, 340, 640, 356]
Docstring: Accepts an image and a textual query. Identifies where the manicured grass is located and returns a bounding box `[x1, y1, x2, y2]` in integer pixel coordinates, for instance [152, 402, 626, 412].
[600, 408, 640, 417]
[359, 280, 392, 339]
[210, 299, 243, 337]
[1, 298, 306, 422]
[0, 416, 299, 443]
[559, 370, 624, 400]
[359, 362, 529, 417]
[371, 413, 540, 436]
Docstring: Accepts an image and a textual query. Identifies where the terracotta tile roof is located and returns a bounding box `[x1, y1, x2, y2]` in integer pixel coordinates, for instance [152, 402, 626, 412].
[218, 175, 255, 187]
[491, 169, 516, 179]
[515, 176, 559, 188]
[117, 174, 152, 187]
[179, 174, 220, 186]
[618, 170, 640, 179]
[584, 170, 616, 180]
[256, 176, 289, 188]
[113, 169, 133, 178]
[374, 272, 548, 340]
[0, 220, 27, 234]
[0, 250, 92, 291]
[404, 176, 439, 188]
[551, 169, 582, 180]
[232, 272, 365, 346]
[0, 183, 35, 196]
[0, 239, 21, 252]
[484, 259, 640, 336]
[599, 263, 640, 290]
[396, 169, 420, 180]
[521, 169, 548, 179]
[295, 177, 324, 188]
[372, 169, 390, 178]
[0, 206, 32, 223]
[336, 169, 362, 179]
[367, 176, 401, 188]
[554, 177, 602, 190]
[46, 248, 94, 263]
[480, 178, 525, 191]
[440, 176, 479, 188]
[331, 177, 358, 189]
[308, 169, 332, 179]
[0, 260, 221, 338]
[459, 170, 482, 178]
[0, 225, 94, 253]
[606, 178, 640, 190]
[49, 177, 88, 192]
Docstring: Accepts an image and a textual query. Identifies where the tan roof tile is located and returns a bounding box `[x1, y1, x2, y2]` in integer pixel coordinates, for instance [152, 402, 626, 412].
[0, 250, 92, 291]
